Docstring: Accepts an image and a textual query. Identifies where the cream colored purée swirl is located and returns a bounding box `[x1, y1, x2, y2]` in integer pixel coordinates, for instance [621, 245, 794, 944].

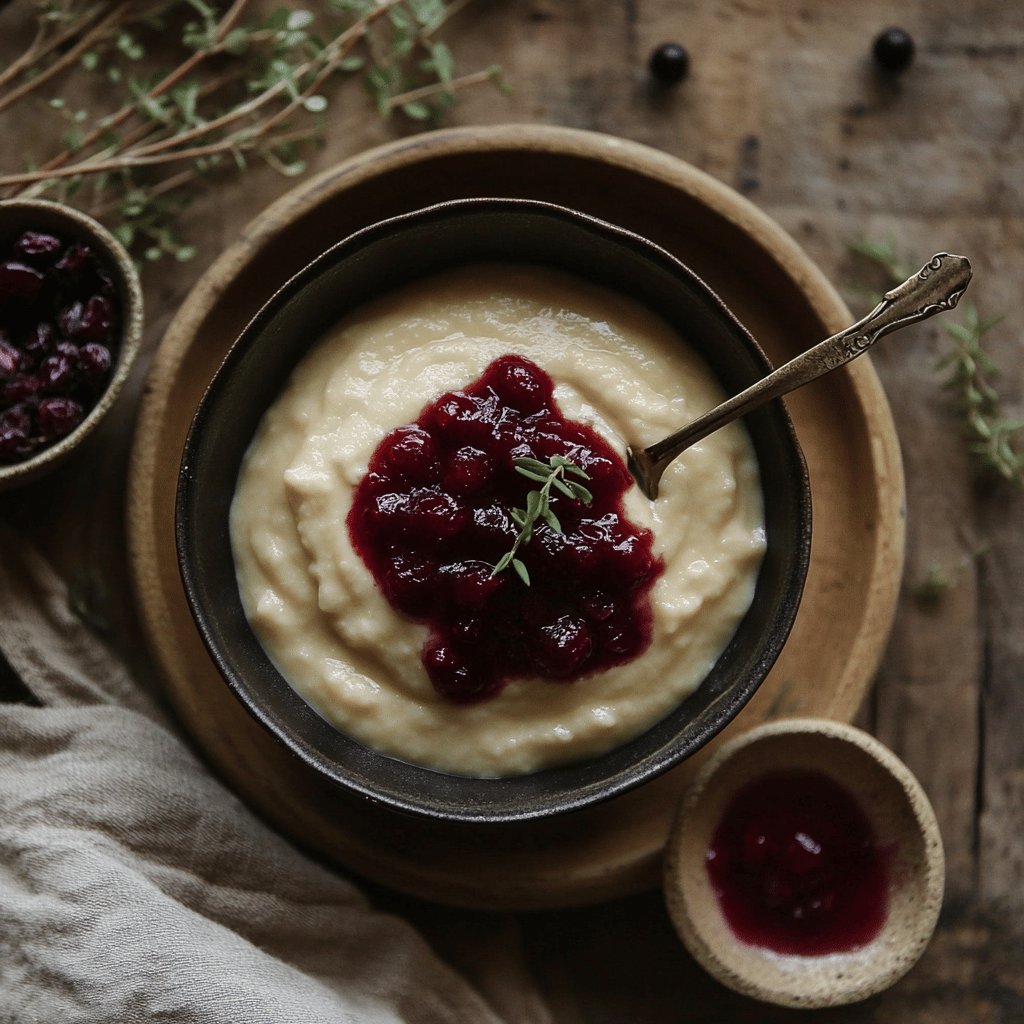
[230, 264, 765, 777]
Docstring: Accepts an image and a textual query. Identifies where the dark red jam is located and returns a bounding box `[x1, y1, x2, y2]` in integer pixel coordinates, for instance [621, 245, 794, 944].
[706, 770, 890, 955]
[347, 354, 663, 704]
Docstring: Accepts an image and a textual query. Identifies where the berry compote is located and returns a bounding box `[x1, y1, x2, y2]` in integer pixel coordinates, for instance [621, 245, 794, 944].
[706, 770, 891, 955]
[0, 228, 118, 463]
[347, 354, 663, 704]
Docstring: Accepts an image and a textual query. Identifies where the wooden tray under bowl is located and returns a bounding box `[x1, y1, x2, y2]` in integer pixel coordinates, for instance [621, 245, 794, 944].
[127, 125, 905, 911]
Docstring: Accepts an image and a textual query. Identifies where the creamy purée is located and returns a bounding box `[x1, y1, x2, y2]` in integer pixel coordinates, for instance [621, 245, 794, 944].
[230, 264, 765, 776]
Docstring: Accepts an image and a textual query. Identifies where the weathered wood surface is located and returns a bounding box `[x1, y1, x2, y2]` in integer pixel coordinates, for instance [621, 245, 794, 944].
[3, 0, 1023, 1019]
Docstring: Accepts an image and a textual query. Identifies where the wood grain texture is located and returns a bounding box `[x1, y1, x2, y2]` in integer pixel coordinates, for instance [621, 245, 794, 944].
[3, 0, 1022, 1018]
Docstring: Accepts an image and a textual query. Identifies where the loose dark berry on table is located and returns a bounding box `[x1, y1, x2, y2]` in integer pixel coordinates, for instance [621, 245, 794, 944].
[649, 42, 690, 86]
[872, 27, 915, 73]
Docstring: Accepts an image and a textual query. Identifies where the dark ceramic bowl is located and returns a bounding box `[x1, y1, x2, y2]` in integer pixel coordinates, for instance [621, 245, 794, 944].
[0, 198, 143, 492]
[176, 198, 811, 824]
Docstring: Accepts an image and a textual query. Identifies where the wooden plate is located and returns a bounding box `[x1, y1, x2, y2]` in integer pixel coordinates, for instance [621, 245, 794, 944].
[127, 125, 905, 910]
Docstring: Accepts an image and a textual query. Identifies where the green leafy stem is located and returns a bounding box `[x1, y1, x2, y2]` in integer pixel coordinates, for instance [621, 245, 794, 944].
[490, 455, 593, 586]
[847, 236, 1022, 487]
[0, 0, 503, 263]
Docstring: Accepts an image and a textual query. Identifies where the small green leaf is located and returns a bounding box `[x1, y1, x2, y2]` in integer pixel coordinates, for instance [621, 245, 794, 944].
[564, 463, 591, 480]
[407, 0, 446, 30]
[514, 456, 550, 472]
[567, 481, 593, 503]
[263, 7, 291, 30]
[512, 558, 530, 586]
[401, 100, 432, 121]
[223, 28, 250, 55]
[287, 9, 315, 30]
[61, 127, 84, 152]
[551, 477, 575, 498]
[540, 507, 561, 533]
[429, 41, 454, 82]
[515, 466, 550, 483]
[491, 551, 513, 575]
[526, 490, 542, 519]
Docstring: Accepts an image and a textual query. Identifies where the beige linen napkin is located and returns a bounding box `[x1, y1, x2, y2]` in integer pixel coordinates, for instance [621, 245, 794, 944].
[0, 530, 551, 1024]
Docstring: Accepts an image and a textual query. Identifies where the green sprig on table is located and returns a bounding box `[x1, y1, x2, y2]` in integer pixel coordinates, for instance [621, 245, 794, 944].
[491, 455, 593, 587]
[937, 303, 1024, 486]
[847, 237, 1022, 487]
[0, 0, 502, 263]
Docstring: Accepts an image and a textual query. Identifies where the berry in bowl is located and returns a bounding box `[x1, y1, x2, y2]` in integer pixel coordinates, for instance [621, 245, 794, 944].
[0, 198, 143, 491]
[176, 198, 810, 822]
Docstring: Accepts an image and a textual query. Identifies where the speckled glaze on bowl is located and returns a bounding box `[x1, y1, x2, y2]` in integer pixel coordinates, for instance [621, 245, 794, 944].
[175, 197, 811, 824]
[664, 718, 945, 1008]
[0, 198, 143, 492]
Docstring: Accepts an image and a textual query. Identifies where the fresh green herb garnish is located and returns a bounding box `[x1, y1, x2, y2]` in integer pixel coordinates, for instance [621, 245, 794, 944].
[490, 455, 593, 586]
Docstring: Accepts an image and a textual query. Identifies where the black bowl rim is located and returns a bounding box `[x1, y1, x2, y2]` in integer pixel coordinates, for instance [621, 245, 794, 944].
[176, 196, 811, 823]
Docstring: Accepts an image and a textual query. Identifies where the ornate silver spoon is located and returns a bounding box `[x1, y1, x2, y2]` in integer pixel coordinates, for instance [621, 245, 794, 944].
[627, 252, 973, 499]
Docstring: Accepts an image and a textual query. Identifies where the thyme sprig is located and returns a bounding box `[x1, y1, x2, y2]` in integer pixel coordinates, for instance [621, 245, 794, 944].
[491, 455, 593, 586]
[846, 237, 1022, 486]
[0, 0, 502, 263]
[938, 303, 1023, 486]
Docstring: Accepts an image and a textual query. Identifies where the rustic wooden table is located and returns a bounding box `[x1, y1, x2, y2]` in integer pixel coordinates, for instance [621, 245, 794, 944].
[3, 1, 1022, 1020]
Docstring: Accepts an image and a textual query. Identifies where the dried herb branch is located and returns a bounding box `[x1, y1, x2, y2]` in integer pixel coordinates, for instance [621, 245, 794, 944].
[0, 0, 503, 263]
[938, 303, 1023, 486]
[491, 455, 593, 586]
[846, 237, 1022, 486]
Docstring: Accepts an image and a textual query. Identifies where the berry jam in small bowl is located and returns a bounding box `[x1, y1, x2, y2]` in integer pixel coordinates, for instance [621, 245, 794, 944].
[0, 199, 143, 492]
[664, 719, 945, 1008]
[176, 197, 811, 823]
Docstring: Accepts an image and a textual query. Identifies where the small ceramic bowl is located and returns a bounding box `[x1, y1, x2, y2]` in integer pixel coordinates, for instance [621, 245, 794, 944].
[664, 718, 945, 1008]
[176, 197, 811, 823]
[0, 198, 143, 492]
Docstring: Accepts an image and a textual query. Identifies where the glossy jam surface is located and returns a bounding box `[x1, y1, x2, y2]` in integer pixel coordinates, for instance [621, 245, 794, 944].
[348, 354, 663, 704]
[706, 770, 890, 955]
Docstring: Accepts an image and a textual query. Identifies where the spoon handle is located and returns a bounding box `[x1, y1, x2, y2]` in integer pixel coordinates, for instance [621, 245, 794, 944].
[636, 252, 972, 480]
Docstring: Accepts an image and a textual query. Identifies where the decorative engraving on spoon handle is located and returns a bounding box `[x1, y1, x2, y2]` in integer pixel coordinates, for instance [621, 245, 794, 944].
[821, 252, 973, 370]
